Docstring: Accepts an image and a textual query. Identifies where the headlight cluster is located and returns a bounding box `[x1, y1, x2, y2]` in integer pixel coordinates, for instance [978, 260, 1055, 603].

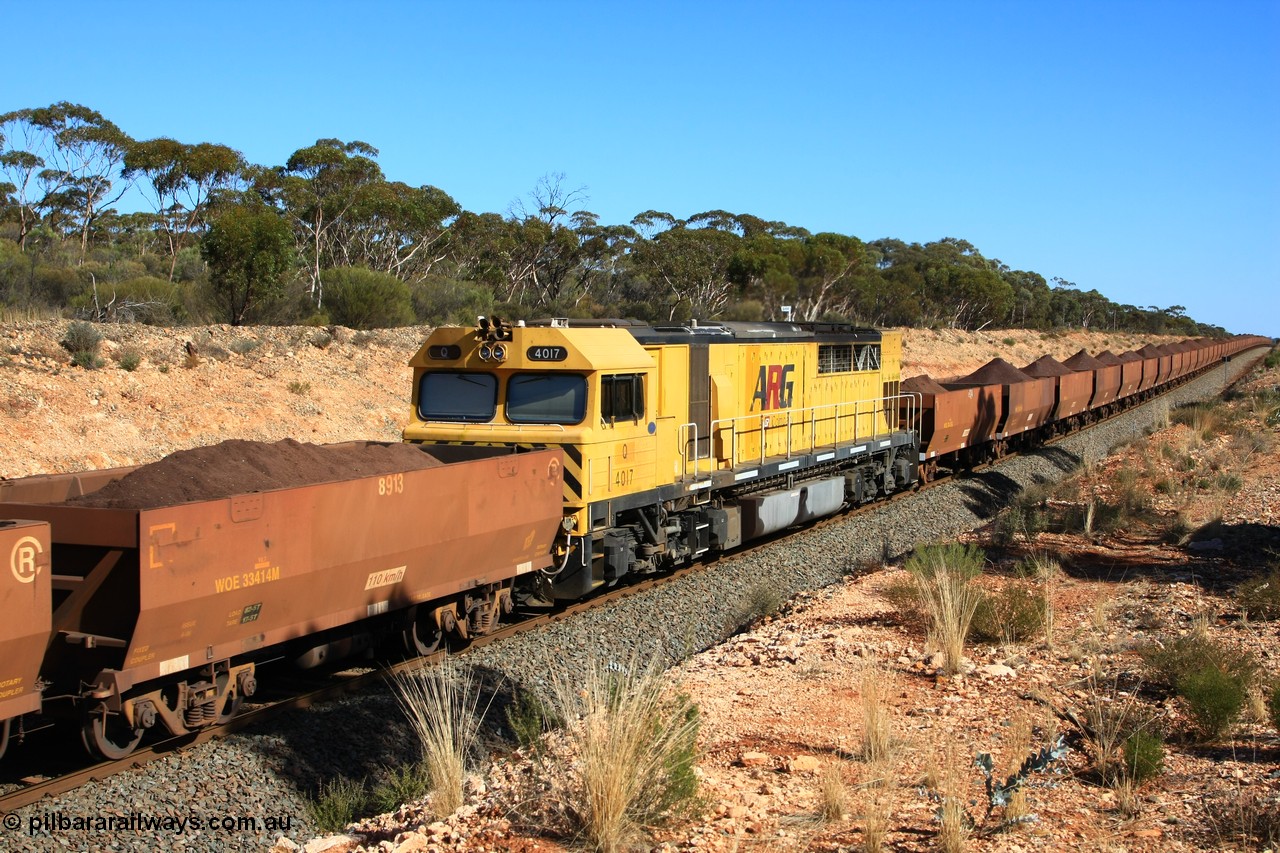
[478, 343, 507, 362]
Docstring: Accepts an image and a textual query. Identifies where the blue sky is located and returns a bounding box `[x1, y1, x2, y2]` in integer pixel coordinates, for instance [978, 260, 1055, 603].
[6, 1, 1278, 335]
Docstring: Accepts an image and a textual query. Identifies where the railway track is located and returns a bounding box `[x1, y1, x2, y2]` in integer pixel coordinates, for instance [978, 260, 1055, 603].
[0, 349, 1267, 815]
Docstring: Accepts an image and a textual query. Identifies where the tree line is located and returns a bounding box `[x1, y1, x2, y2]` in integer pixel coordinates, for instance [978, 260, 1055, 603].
[0, 102, 1222, 335]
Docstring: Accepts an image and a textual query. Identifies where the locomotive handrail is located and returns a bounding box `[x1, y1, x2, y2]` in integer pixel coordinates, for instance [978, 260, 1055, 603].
[676, 421, 702, 479]
[678, 393, 921, 482]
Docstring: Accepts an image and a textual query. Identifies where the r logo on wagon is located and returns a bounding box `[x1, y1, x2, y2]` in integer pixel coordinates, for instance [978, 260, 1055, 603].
[10, 535, 43, 584]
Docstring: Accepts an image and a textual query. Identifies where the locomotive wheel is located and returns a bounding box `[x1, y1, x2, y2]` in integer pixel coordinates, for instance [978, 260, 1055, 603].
[401, 606, 444, 656]
[81, 711, 144, 760]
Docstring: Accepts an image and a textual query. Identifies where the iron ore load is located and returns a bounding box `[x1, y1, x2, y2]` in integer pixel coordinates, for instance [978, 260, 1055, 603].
[0, 322, 1269, 765]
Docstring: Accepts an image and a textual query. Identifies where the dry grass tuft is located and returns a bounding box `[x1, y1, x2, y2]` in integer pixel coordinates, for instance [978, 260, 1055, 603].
[1202, 785, 1280, 849]
[1025, 552, 1062, 649]
[858, 760, 893, 852]
[818, 760, 849, 822]
[1001, 712, 1035, 824]
[860, 663, 894, 763]
[935, 746, 971, 853]
[1114, 776, 1141, 818]
[391, 657, 487, 818]
[905, 543, 985, 676]
[545, 657, 702, 852]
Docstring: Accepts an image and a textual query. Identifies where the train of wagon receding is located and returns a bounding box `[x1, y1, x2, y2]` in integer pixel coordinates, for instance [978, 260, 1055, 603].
[402, 319, 1269, 600]
[0, 322, 1270, 762]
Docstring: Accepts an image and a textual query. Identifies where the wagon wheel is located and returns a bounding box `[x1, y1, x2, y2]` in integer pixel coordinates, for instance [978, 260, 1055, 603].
[81, 710, 144, 761]
[0, 717, 10, 761]
[401, 605, 444, 656]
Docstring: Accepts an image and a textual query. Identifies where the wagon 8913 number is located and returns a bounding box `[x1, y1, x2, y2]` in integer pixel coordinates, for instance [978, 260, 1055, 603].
[378, 473, 404, 495]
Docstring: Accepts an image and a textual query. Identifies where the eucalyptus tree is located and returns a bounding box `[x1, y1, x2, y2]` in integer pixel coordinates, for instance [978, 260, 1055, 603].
[867, 237, 1013, 330]
[573, 213, 637, 308]
[0, 126, 44, 250]
[720, 216, 810, 319]
[1050, 285, 1113, 330]
[268, 138, 384, 306]
[791, 233, 867, 321]
[328, 180, 460, 283]
[123, 138, 246, 280]
[628, 210, 743, 320]
[100, 210, 169, 259]
[1002, 269, 1051, 329]
[446, 210, 516, 299]
[501, 173, 596, 310]
[448, 210, 585, 310]
[850, 271, 922, 327]
[867, 238, 928, 322]
[0, 103, 133, 260]
[444, 175, 614, 312]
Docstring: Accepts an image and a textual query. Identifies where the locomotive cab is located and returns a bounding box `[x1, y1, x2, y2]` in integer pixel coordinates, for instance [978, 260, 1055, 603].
[403, 318, 664, 599]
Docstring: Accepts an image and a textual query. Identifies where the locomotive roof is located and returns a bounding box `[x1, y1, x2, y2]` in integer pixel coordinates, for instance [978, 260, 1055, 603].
[524, 318, 882, 345]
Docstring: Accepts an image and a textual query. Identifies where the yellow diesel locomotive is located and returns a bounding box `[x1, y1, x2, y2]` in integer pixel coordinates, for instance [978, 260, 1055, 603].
[402, 318, 919, 601]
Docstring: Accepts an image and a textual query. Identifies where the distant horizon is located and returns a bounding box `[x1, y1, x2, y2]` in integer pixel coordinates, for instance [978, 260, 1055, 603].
[4, 0, 1276, 336]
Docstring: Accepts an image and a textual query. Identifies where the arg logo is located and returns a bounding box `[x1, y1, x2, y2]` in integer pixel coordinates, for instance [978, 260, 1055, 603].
[10, 535, 44, 584]
[751, 364, 795, 411]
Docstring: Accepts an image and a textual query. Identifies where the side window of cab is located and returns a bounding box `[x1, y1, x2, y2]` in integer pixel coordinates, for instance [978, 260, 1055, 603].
[601, 374, 644, 424]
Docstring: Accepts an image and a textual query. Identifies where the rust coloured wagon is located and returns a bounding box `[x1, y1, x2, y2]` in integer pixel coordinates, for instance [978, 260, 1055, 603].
[1114, 351, 1143, 399]
[946, 359, 1055, 443]
[1138, 344, 1174, 386]
[1128, 350, 1160, 394]
[0, 443, 564, 759]
[1020, 355, 1093, 423]
[1063, 349, 1121, 412]
[902, 375, 1001, 475]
